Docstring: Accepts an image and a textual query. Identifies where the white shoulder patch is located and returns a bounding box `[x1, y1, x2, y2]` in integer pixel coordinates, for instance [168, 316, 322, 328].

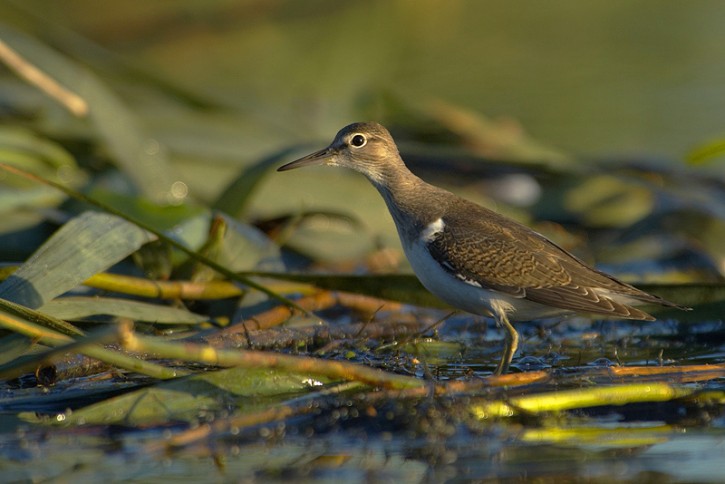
[420, 217, 445, 243]
[456, 274, 482, 288]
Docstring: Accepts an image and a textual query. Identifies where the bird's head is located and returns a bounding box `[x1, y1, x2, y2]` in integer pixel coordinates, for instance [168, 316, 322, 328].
[277, 122, 402, 184]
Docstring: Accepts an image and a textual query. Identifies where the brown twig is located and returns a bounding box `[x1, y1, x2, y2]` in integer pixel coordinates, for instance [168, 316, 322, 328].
[607, 363, 725, 383]
[120, 326, 423, 390]
[0, 39, 88, 117]
[219, 290, 405, 334]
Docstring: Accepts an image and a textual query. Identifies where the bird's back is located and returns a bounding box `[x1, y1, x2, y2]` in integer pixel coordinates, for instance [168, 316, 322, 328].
[397, 183, 681, 321]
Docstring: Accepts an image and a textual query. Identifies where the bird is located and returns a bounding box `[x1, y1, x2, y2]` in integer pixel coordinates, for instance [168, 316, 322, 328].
[277, 122, 687, 375]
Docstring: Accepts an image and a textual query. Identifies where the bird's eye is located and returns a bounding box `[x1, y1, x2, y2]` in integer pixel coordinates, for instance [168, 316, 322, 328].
[350, 134, 366, 148]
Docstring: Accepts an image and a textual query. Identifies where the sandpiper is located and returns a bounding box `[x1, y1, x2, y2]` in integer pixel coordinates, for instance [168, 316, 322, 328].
[278, 122, 686, 374]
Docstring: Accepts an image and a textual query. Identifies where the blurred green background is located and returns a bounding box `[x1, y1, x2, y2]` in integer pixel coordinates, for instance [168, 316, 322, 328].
[1, 4, 724, 481]
[9, 0, 723, 156]
[1, 0, 724, 270]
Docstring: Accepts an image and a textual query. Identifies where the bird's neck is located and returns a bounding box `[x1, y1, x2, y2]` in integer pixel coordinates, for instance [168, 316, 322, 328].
[369, 164, 450, 246]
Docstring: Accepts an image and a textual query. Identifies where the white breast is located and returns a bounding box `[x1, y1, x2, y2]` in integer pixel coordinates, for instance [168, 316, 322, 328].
[402, 218, 568, 321]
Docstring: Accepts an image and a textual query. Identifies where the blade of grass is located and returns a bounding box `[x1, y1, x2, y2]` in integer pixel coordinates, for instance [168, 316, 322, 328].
[120, 325, 423, 390]
[0, 299, 183, 379]
[471, 382, 695, 418]
[0, 211, 156, 309]
[0, 23, 179, 203]
[0, 162, 307, 314]
[0, 266, 314, 301]
[520, 424, 673, 447]
[213, 145, 304, 218]
[0, 324, 119, 379]
[40, 296, 209, 325]
[0, 296, 83, 337]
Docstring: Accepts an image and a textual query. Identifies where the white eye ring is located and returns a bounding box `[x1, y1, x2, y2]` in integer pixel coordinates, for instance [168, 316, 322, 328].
[350, 134, 367, 148]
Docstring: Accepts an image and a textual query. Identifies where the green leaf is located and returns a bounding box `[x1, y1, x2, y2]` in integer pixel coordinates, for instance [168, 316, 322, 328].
[0, 300, 180, 379]
[0, 333, 34, 366]
[83, 189, 205, 232]
[213, 146, 305, 218]
[0, 23, 181, 204]
[0, 297, 83, 337]
[564, 174, 654, 228]
[0, 125, 80, 187]
[471, 383, 694, 418]
[60, 366, 331, 426]
[0, 211, 155, 308]
[686, 138, 725, 165]
[217, 215, 284, 272]
[39, 297, 209, 324]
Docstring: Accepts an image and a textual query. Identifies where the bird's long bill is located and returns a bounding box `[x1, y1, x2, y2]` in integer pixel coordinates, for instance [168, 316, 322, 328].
[277, 148, 334, 171]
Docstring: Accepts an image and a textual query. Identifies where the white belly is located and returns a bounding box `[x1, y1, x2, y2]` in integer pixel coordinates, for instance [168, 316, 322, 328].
[403, 237, 569, 322]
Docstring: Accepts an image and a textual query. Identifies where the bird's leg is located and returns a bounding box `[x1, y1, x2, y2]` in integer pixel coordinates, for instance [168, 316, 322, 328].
[493, 311, 519, 375]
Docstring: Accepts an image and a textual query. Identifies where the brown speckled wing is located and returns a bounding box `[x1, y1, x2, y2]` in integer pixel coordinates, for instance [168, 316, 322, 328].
[425, 201, 674, 320]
